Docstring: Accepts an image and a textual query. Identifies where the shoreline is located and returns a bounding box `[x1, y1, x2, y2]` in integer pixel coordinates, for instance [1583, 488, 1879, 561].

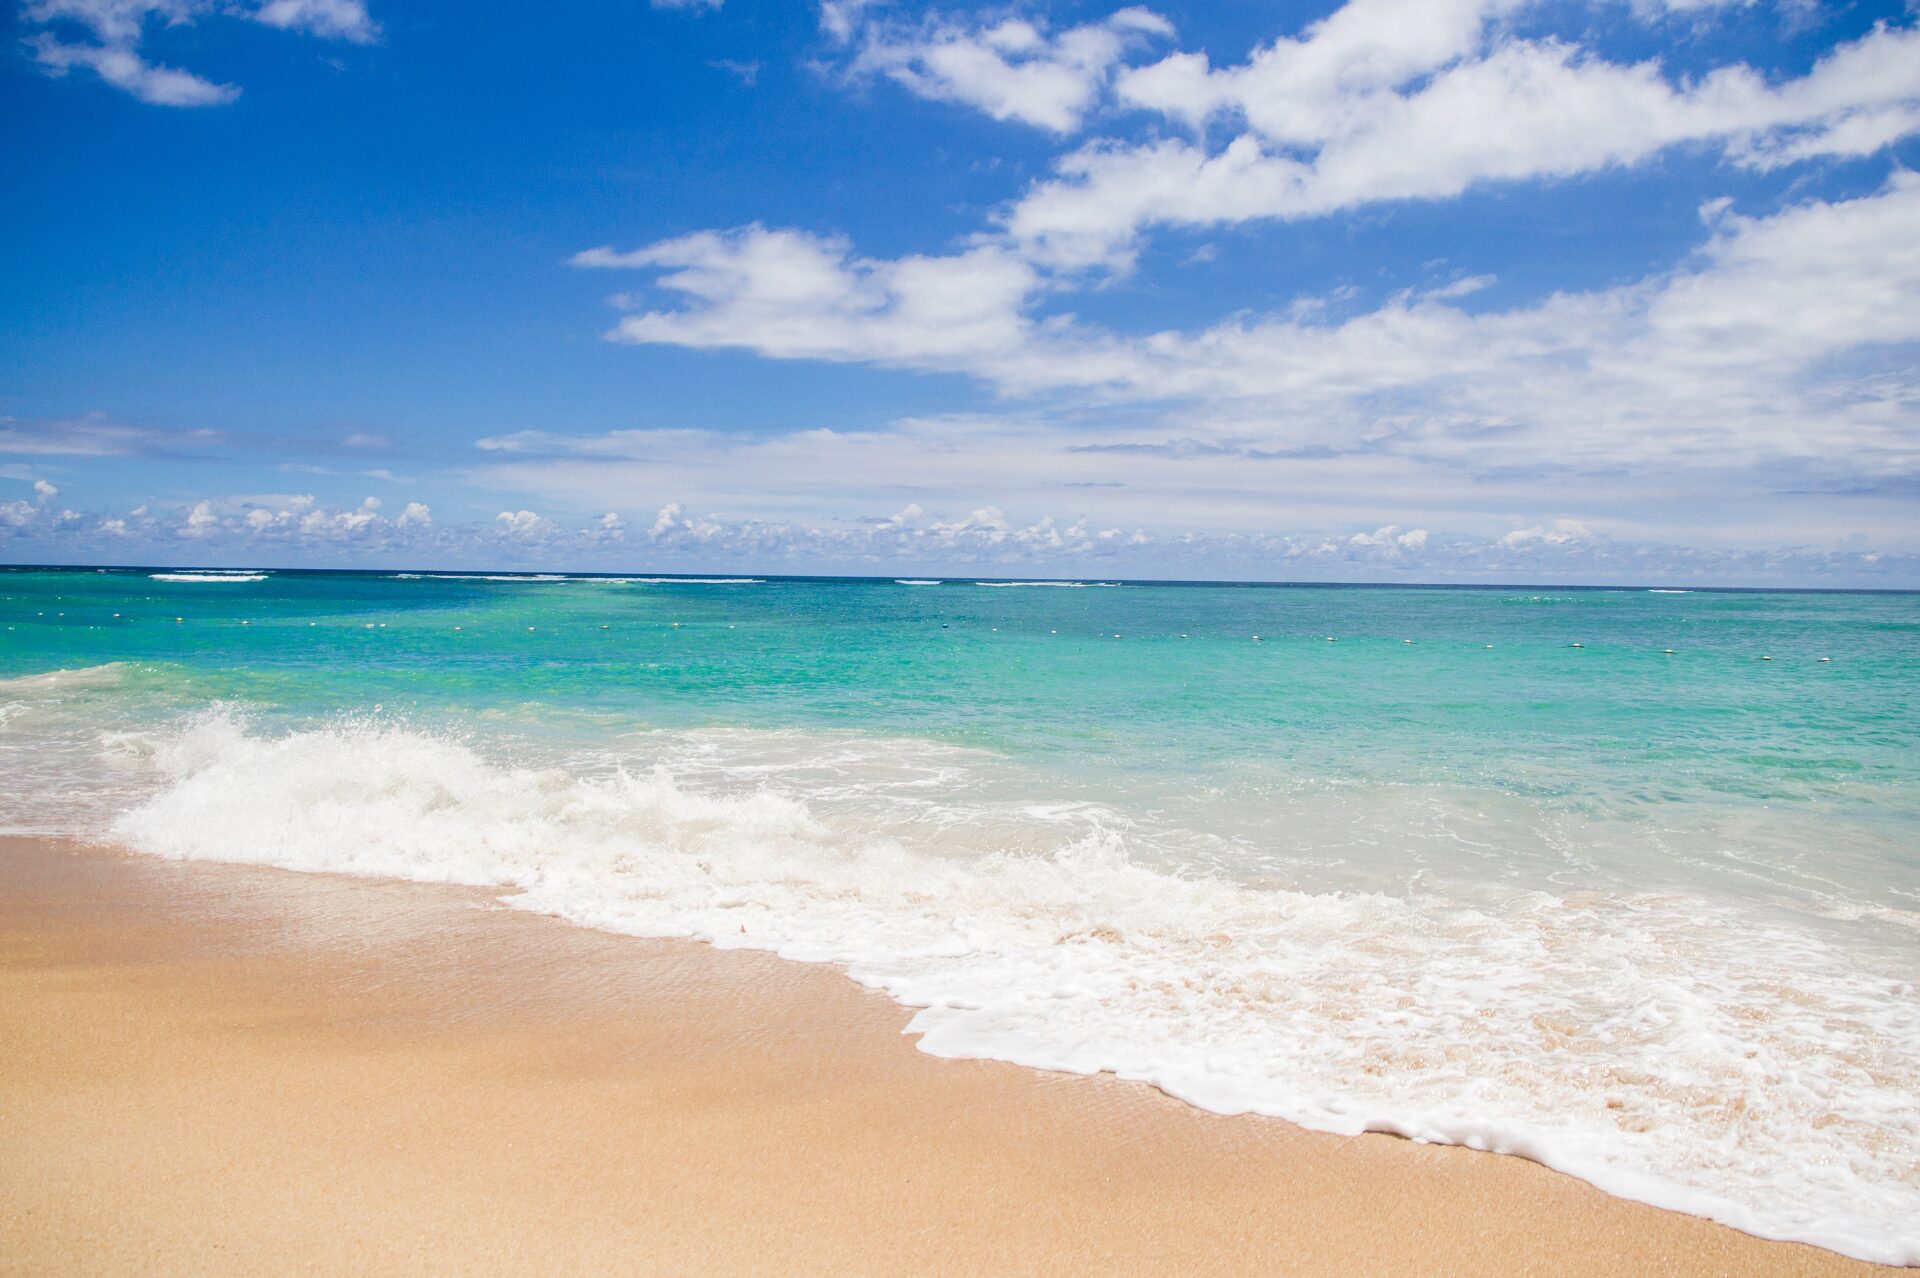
[0, 835, 1900, 1276]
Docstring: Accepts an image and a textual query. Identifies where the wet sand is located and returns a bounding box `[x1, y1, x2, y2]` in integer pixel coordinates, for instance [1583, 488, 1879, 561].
[0, 835, 1897, 1276]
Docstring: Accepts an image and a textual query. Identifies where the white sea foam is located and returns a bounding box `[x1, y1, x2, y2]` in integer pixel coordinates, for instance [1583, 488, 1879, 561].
[149, 572, 269, 583]
[431, 573, 572, 582]
[105, 710, 1920, 1266]
[895, 579, 943, 586]
[391, 573, 762, 585]
[1649, 589, 1694, 594]
[0, 662, 130, 692]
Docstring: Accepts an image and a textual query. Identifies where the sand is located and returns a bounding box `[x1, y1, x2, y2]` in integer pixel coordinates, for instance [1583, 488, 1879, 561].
[0, 835, 1899, 1277]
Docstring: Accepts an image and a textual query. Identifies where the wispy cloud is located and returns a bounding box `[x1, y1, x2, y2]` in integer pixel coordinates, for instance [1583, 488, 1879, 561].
[24, 0, 378, 106]
[0, 413, 222, 457]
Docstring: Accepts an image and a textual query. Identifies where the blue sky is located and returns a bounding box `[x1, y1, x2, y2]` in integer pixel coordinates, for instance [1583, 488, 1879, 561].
[3, 0, 1918, 583]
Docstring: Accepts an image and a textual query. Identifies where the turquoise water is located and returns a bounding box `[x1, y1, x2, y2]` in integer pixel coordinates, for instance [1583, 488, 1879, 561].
[3, 567, 1917, 1261]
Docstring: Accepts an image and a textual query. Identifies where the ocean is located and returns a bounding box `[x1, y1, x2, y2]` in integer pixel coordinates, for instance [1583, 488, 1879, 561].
[2, 565, 1915, 1264]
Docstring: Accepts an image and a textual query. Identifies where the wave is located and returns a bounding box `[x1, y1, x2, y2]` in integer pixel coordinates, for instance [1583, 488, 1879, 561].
[149, 572, 268, 583]
[0, 662, 131, 692]
[103, 710, 1920, 1266]
[1648, 589, 1694, 594]
[895, 579, 943, 586]
[419, 573, 573, 582]
[384, 573, 763, 585]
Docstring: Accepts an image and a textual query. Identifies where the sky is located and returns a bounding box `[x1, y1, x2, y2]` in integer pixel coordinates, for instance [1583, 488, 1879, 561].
[3, 0, 1918, 584]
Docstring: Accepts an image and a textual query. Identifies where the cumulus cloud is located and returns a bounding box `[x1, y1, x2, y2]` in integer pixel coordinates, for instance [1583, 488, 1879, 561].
[1500, 519, 1592, 549]
[32, 479, 58, 501]
[813, 2, 1920, 270]
[496, 509, 562, 542]
[576, 174, 1920, 480]
[24, 0, 378, 106]
[576, 227, 1039, 371]
[0, 480, 1908, 585]
[838, 6, 1173, 133]
[1010, 18, 1920, 269]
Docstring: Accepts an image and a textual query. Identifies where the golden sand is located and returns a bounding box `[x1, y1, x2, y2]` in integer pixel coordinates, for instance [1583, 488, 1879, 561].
[0, 836, 1896, 1276]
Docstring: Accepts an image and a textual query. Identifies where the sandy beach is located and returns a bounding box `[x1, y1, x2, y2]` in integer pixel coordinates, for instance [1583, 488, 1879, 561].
[0, 834, 1897, 1277]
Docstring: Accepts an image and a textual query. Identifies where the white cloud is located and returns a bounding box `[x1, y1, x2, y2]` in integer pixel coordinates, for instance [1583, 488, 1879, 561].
[576, 175, 1920, 482]
[496, 509, 561, 542]
[28, 32, 237, 106]
[1004, 19, 1920, 269]
[182, 499, 219, 536]
[0, 413, 222, 456]
[343, 432, 390, 449]
[576, 228, 1039, 371]
[708, 58, 760, 85]
[24, 0, 378, 106]
[153, 493, 430, 545]
[0, 480, 1909, 584]
[251, 0, 376, 42]
[810, 4, 1920, 274]
[32, 479, 58, 502]
[841, 6, 1173, 133]
[1501, 519, 1592, 548]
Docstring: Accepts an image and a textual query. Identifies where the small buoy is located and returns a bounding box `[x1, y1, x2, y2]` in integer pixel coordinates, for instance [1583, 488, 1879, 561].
[113, 613, 120, 618]
[1570, 643, 1584, 648]
[1180, 633, 1188, 639]
[454, 625, 463, 631]
[241, 619, 250, 625]
[1819, 656, 1831, 662]
[1113, 633, 1122, 639]
[1252, 635, 1261, 642]
[1761, 655, 1772, 661]
[1403, 639, 1413, 644]
[308, 622, 316, 627]
[1050, 630, 1057, 635]
[175, 617, 183, 622]
[1664, 649, 1675, 654]
[673, 622, 681, 628]
[364, 623, 375, 629]
[600, 624, 609, 630]
[1326, 636, 1336, 642]
[527, 626, 536, 631]
[378, 623, 386, 628]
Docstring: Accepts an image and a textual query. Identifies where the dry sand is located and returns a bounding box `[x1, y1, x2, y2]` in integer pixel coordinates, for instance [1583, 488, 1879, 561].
[0, 834, 1899, 1277]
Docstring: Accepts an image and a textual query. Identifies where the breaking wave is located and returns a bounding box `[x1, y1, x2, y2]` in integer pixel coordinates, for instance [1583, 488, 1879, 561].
[101, 708, 1920, 1266]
